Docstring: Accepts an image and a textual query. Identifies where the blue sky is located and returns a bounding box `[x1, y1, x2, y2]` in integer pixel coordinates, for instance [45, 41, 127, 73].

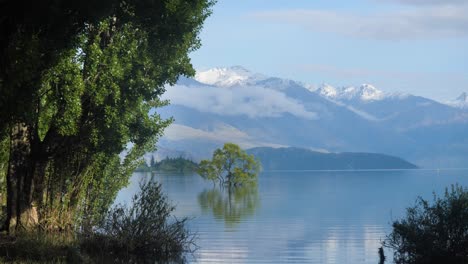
[189, 0, 468, 101]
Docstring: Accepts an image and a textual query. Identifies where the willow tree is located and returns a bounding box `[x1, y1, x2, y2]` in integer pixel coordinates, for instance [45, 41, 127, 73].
[0, 0, 214, 233]
[198, 143, 261, 187]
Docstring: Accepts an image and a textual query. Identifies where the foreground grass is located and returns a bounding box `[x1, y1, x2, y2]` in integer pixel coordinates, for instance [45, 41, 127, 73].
[0, 231, 81, 263]
[0, 181, 195, 263]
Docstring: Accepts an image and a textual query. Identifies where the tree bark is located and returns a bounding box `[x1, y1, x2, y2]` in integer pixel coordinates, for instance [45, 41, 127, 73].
[31, 158, 48, 222]
[3, 122, 39, 233]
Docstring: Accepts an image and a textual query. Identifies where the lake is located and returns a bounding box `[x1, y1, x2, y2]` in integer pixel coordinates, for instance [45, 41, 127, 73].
[115, 169, 468, 263]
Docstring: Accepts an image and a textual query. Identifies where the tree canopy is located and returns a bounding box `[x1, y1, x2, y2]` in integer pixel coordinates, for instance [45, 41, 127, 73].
[0, 0, 214, 233]
[197, 143, 260, 187]
[384, 184, 468, 264]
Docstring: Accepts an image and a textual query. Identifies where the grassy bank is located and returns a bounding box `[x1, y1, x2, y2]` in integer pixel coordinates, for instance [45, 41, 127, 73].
[0, 181, 195, 263]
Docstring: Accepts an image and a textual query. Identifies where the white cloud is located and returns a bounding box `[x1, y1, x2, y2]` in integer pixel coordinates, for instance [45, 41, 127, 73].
[163, 123, 287, 149]
[163, 84, 317, 120]
[383, 0, 468, 6]
[163, 123, 250, 143]
[250, 5, 468, 40]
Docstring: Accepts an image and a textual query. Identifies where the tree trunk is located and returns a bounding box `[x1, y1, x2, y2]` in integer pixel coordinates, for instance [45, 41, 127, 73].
[31, 158, 48, 222]
[3, 122, 38, 233]
[226, 172, 232, 187]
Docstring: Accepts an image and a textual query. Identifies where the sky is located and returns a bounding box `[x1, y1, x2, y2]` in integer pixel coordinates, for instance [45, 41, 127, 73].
[189, 0, 468, 102]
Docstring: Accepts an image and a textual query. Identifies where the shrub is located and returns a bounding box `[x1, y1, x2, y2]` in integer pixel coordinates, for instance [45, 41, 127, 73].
[81, 180, 195, 263]
[383, 184, 468, 264]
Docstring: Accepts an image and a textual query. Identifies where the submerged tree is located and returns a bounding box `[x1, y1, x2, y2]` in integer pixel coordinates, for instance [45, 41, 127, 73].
[197, 143, 261, 187]
[0, 0, 214, 233]
[383, 184, 468, 264]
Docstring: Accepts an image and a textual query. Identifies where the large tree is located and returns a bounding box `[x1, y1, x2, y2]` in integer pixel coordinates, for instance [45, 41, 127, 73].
[0, 0, 117, 232]
[0, 0, 214, 233]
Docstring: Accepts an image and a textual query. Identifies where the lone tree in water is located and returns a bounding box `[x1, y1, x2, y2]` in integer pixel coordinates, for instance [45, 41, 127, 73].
[197, 143, 260, 187]
[383, 184, 468, 264]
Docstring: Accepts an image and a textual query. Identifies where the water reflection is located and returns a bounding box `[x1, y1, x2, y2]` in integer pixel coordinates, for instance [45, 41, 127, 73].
[198, 185, 259, 227]
[115, 170, 468, 263]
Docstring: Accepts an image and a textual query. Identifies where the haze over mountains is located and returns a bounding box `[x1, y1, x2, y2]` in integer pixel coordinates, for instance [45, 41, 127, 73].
[154, 66, 468, 168]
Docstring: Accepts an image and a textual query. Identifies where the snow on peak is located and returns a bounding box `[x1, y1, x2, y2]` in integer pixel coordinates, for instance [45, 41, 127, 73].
[317, 83, 385, 101]
[447, 92, 468, 108]
[317, 83, 338, 97]
[359, 84, 384, 101]
[195, 66, 265, 87]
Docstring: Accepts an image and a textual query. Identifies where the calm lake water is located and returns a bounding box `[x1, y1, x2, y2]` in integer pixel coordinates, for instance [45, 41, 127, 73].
[115, 169, 468, 263]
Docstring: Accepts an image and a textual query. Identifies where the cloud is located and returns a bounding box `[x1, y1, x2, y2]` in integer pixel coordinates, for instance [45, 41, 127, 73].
[383, 0, 468, 6]
[250, 6, 468, 40]
[336, 101, 381, 121]
[163, 123, 250, 143]
[162, 123, 287, 149]
[162, 84, 317, 120]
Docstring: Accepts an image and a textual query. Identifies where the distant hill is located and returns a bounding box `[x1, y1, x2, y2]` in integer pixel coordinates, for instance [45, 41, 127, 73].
[154, 157, 198, 173]
[247, 147, 418, 170]
[136, 157, 198, 174]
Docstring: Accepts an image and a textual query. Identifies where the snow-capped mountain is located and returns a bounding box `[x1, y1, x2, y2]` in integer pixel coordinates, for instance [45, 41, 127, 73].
[317, 84, 338, 98]
[447, 92, 468, 109]
[315, 83, 461, 129]
[194, 66, 266, 87]
[155, 66, 468, 168]
[317, 83, 389, 101]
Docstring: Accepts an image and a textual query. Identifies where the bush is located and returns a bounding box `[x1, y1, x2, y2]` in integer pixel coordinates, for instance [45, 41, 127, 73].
[81, 180, 195, 263]
[383, 184, 468, 264]
[0, 180, 194, 263]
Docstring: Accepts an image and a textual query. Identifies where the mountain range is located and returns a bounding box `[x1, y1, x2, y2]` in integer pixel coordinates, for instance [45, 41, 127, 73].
[247, 147, 417, 170]
[151, 66, 468, 168]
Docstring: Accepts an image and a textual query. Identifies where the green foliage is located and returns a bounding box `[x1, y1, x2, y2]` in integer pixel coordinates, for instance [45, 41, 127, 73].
[0, 0, 215, 232]
[197, 143, 260, 187]
[197, 144, 260, 227]
[135, 156, 198, 174]
[81, 179, 195, 263]
[384, 184, 468, 264]
[0, 0, 117, 130]
[153, 157, 198, 174]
